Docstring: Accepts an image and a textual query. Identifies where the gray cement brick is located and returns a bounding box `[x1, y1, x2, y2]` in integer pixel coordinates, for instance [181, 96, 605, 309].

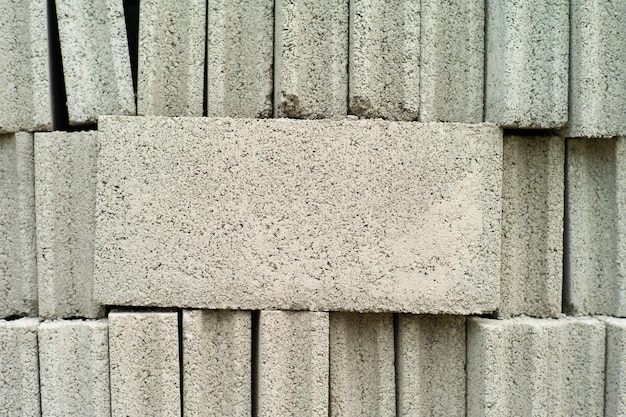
[348, 0, 420, 120]
[257, 310, 329, 417]
[38, 319, 109, 417]
[565, 138, 626, 316]
[603, 317, 626, 417]
[567, 1, 626, 138]
[500, 135, 564, 318]
[0, 133, 37, 318]
[0, 0, 51, 133]
[467, 317, 605, 417]
[95, 117, 502, 314]
[56, 0, 135, 125]
[35, 132, 102, 318]
[0, 318, 40, 416]
[420, 0, 484, 123]
[109, 310, 180, 416]
[137, 0, 206, 116]
[275, 0, 348, 118]
[330, 313, 395, 417]
[485, 0, 569, 128]
[182, 310, 251, 416]
[396, 315, 466, 416]
[206, 0, 273, 118]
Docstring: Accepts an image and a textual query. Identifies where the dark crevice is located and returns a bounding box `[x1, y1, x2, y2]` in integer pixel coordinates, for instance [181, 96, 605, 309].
[562, 138, 572, 314]
[393, 313, 400, 416]
[251, 310, 260, 417]
[48, 0, 69, 130]
[105, 305, 178, 314]
[178, 309, 184, 417]
[502, 127, 563, 137]
[202, 0, 208, 117]
[123, 0, 139, 112]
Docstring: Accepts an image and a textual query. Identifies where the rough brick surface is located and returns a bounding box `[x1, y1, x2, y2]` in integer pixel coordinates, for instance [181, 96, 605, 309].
[38, 320, 110, 417]
[330, 313, 395, 417]
[500, 135, 564, 318]
[257, 310, 329, 417]
[0, 133, 37, 318]
[603, 317, 626, 417]
[95, 117, 502, 314]
[183, 310, 251, 416]
[396, 314, 466, 416]
[35, 132, 101, 318]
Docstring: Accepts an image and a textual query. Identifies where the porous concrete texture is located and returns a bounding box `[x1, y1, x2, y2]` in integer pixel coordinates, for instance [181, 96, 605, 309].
[274, 0, 348, 118]
[330, 312, 395, 417]
[56, 0, 135, 124]
[109, 310, 180, 417]
[565, 138, 626, 316]
[0, 318, 40, 416]
[500, 135, 564, 318]
[568, 0, 626, 138]
[0, 0, 51, 133]
[420, 0, 484, 123]
[396, 314, 466, 416]
[257, 310, 329, 417]
[206, 0, 273, 118]
[38, 319, 110, 417]
[485, 0, 569, 128]
[137, 0, 206, 116]
[182, 310, 251, 416]
[0, 133, 38, 318]
[348, 0, 420, 120]
[467, 317, 606, 416]
[95, 117, 502, 314]
[603, 317, 626, 417]
[34, 131, 102, 318]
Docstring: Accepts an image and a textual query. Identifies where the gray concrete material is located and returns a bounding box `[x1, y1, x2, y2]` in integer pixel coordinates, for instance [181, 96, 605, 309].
[420, 0, 484, 123]
[182, 310, 251, 416]
[565, 138, 626, 316]
[330, 312, 395, 417]
[0, 318, 40, 416]
[499, 135, 564, 318]
[35, 132, 102, 318]
[109, 310, 180, 416]
[275, 0, 348, 118]
[602, 317, 626, 417]
[257, 310, 329, 417]
[0, 0, 51, 133]
[396, 315, 466, 416]
[467, 317, 605, 417]
[485, 0, 569, 128]
[568, 1, 626, 138]
[38, 319, 109, 417]
[56, 0, 135, 125]
[137, 0, 206, 116]
[348, 0, 420, 120]
[206, 0, 273, 118]
[0, 133, 37, 318]
[95, 117, 502, 314]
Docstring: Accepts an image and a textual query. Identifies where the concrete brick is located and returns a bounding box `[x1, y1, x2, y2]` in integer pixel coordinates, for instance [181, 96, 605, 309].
[38, 319, 109, 417]
[275, 0, 348, 118]
[603, 317, 626, 417]
[137, 0, 206, 116]
[467, 317, 605, 416]
[56, 0, 135, 125]
[500, 135, 564, 318]
[206, 0, 273, 118]
[0, 133, 37, 318]
[0, 0, 51, 133]
[109, 310, 180, 416]
[182, 310, 251, 416]
[0, 318, 40, 416]
[485, 0, 569, 128]
[35, 132, 101, 318]
[95, 117, 502, 314]
[330, 313, 395, 417]
[348, 0, 420, 120]
[257, 310, 329, 417]
[568, 1, 626, 138]
[565, 138, 626, 316]
[396, 315, 466, 416]
[420, 0, 484, 123]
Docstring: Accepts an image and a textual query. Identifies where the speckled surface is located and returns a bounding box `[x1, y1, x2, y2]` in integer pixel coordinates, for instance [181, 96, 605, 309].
[602, 317, 626, 417]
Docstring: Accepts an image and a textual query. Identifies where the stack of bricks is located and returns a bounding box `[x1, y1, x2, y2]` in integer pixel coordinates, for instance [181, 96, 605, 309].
[1, 0, 625, 416]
